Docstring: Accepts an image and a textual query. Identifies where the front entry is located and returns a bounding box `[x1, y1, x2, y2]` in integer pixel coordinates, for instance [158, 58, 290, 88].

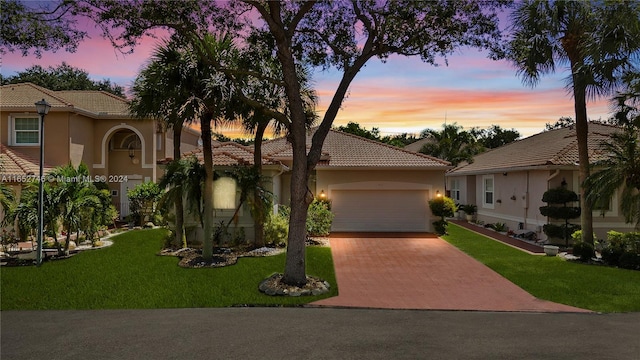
[120, 177, 142, 219]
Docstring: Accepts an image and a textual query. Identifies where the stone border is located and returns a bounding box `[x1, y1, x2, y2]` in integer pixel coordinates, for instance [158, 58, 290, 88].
[259, 273, 330, 297]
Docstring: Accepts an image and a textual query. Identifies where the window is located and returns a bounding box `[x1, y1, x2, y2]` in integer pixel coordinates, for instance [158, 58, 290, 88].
[450, 179, 460, 201]
[483, 175, 494, 208]
[213, 177, 237, 209]
[12, 116, 40, 145]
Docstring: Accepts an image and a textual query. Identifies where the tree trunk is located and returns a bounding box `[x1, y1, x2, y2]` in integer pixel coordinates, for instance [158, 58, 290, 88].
[573, 81, 594, 245]
[201, 113, 215, 260]
[172, 122, 186, 248]
[282, 133, 311, 286]
[253, 121, 268, 248]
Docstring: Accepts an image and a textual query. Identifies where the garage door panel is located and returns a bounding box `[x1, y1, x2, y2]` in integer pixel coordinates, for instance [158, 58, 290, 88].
[331, 190, 430, 232]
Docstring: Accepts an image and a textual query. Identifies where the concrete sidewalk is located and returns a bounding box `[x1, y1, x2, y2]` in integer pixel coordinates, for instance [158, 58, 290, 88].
[2, 308, 638, 360]
[312, 235, 588, 312]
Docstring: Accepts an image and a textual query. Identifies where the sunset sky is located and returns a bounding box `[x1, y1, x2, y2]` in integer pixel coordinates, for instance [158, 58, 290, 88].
[1, 17, 613, 139]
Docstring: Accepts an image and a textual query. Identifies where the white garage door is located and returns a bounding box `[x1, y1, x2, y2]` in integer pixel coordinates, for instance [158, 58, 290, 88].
[331, 190, 431, 232]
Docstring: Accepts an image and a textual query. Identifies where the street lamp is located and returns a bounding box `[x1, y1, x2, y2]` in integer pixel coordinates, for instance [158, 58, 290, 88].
[35, 99, 51, 266]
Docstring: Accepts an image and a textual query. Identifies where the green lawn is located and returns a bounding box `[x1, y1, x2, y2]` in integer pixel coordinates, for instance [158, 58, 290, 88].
[0, 228, 338, 310]
[443, 224, 640, 313]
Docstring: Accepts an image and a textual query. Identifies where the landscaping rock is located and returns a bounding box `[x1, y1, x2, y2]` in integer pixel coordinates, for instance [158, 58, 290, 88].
[258, 273, 330, 297]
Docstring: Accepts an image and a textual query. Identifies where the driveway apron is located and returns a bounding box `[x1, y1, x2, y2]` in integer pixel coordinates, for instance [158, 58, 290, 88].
[311, 235, 589, 312]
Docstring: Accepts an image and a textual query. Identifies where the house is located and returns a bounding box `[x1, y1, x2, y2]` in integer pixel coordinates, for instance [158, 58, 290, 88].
[262, 128, 452, 232]
[446, 123, 636, 240]
[0, 82, 200, 220]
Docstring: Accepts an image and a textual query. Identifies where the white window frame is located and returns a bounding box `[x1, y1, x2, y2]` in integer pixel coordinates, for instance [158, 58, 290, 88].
[482, 175, 494, 209]
[9, 114, 41, 146]
[450, 178, 461, 202]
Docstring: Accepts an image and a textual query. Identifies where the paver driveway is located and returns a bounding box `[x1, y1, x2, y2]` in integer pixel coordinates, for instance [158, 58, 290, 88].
[311, 234, 589, 312]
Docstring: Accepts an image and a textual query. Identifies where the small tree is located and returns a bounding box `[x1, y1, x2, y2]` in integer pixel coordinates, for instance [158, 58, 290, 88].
[429, 196, 456, 235]
[540, 186, 581, 246]
[128, 182, 163, 226]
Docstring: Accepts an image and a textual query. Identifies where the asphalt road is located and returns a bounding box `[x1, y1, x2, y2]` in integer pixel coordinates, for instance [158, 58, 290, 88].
[2, 308, 639, 359]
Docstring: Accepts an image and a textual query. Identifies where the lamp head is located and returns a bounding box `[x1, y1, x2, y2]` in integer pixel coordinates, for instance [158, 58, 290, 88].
[35, 99, 51, 116]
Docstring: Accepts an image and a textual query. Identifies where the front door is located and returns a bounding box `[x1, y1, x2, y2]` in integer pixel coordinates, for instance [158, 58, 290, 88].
[120, 178, 142, 220]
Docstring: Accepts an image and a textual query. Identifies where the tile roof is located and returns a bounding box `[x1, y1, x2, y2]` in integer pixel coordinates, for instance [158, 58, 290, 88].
[262, 128, 451, 168]
[1, 82, 129, 117]
[55, 90, 129, 116]
[0, 144, 54, 179]
[449, 123, 621, 175]
[182, 142, 285, 167]
[0, 83, 73, 109]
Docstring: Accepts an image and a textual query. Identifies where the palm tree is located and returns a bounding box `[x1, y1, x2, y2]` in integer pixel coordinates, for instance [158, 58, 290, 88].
[419, 123, 481, 166]
[585, 128, 640, 229]
[507, 0, 640, 244]
[158, 155, 206, 243]
[130, 41, 195, 248]
[0, 182, 16, 227]
[47, 163, 102, 255]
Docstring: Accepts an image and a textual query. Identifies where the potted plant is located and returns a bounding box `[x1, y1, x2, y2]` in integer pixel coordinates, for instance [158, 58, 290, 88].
[461, 204, 477, 221]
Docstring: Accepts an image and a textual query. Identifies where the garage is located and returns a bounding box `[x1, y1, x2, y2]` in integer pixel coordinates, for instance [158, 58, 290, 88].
[330, 189, 431, 232]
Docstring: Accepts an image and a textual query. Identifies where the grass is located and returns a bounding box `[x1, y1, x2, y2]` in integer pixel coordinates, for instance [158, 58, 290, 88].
[0, 228, 338, 310]
[443, 224, 640, 313]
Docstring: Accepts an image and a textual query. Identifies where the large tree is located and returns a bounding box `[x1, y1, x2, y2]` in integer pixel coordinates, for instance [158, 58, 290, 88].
[2, 62, 125, 97]
[507, 0, 640, 244]
[7, 1, 507, 286]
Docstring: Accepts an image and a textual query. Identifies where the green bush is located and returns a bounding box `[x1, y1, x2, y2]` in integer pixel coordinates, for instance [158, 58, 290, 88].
[572, 241, 595, 262]
[429, 196, 456, 236]
[602, 231, 640, 268]
[264, 211, 289, 247]
[619, 252, 640, 270]
[306, 200, 334, 236]
[429, 196, 456, 218]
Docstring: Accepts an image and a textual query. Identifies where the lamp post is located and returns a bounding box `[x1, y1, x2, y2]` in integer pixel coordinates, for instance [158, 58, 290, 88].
[35, 99, 51, 266]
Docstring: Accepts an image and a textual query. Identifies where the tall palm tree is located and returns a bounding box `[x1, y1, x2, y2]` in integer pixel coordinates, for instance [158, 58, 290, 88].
[130, 41, 195, 248]
[507, 0, 640, 244]
[419, 123, 481, 166]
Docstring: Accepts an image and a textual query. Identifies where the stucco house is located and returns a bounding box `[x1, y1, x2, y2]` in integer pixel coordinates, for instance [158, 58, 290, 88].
[446, 123, 636, 240]
[262, 128, 452, 232]
[0, 82, 200, 220]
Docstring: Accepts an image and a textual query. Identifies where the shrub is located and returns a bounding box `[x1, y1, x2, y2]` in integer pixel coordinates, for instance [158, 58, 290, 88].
[432, 220, 447, 236]
[572, 241, 595, 262]
[601, 231, 640, 268]
[619, 252, 640, 270]
[264, 211, 289, 247]
[306, 200, 334, 236]
[429, 196, 456, 236]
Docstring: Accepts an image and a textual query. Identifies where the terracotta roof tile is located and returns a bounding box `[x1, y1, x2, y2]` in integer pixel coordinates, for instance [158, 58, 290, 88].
[0, 144, 54, 179]
[262, 128, 451, 168]
[183, 142, 284, 167]
[449, 123, 621, 175]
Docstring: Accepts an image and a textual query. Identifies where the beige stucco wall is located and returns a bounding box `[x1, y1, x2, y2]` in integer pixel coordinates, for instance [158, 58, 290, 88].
[465, 168, 637, 240]
[314, 169, 445, 200]
[474, 170, 549, 234]
[1, 110, 71, 167]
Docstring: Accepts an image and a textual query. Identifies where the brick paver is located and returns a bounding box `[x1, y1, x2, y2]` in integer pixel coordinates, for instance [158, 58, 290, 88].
[311, 235, 590, 312]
